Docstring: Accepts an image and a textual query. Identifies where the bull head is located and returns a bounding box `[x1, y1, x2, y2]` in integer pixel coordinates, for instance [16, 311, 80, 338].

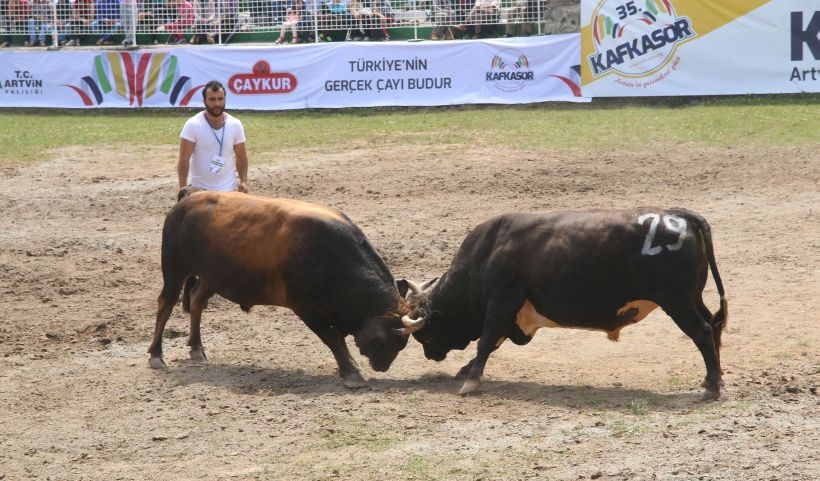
[394, 278, 437, 335]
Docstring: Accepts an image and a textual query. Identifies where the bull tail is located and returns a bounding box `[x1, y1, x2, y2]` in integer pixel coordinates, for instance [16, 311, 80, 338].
[181, 276, 197, 313]
[679, 209, 728, 334]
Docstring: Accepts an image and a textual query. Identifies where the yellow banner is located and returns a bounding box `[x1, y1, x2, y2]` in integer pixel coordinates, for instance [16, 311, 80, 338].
[581, 0, 771, 84]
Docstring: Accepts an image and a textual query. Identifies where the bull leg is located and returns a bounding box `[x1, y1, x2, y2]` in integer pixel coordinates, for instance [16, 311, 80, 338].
[459, 291, 525, 395]
[186, 279, 215, 362]
[148, 279, 185, 369]
[698, 297, 728, 378]
[455, 343, 502, 380]
[299, 314, 366, 388]
[697, 300, 724, 378]
[665, 303, 723, 400]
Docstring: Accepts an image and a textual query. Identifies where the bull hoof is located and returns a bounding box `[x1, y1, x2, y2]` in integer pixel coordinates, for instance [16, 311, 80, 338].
[148, 357, 167, 369]
[700, 389, 721, 401]
[189, 348, 207, 362]
[458, 379, 481, 396]
[700, 377, 723, 395]
[342, 372, 366, 389]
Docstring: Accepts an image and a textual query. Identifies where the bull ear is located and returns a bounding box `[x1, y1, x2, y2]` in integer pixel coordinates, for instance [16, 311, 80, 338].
[395, 315, 426, 335]
[396, 279, 410, 298]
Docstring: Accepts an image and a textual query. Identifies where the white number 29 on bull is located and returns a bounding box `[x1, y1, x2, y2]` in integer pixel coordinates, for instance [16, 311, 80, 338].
[637, 213, 687, 256]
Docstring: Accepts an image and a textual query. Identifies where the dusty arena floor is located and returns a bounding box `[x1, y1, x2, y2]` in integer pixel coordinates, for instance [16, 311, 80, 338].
[0, 141, 817, 480]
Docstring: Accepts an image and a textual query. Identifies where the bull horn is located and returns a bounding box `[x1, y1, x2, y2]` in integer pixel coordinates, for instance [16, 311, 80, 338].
[397, 315, 426, 335]
[404, 280, 424, 296]
[403, 278, 438, 299]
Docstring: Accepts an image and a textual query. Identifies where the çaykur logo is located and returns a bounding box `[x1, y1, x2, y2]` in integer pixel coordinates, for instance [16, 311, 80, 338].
[66, 51, 204, 106]
[587, 0, 696, 79]
[228, 61, 297, 95]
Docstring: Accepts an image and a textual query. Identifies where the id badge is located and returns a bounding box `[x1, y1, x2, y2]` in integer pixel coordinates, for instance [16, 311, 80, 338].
[208, 155, 225, 174]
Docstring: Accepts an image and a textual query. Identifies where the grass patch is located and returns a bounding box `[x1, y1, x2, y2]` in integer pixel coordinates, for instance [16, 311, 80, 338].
[320, 417, 401, 451]
[2, 94, 817, 168]
[667, 372, 700, 390]
[403, 457, 434, 480]
[607, 419, 654, 437]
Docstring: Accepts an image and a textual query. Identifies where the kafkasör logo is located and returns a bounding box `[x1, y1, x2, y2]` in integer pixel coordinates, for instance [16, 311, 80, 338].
[65, 51, 203, 106]
[587, 0, 696, 79]
[228, 61, 297, 95]
[486, 49, 535, 92]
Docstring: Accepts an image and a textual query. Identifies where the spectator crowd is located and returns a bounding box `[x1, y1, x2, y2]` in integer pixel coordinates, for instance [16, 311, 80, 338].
[0, 0, 542, 48]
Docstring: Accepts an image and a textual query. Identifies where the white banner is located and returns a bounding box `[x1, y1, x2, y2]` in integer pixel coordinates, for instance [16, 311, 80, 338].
[0, 35, 588, 109]
[580, 0, 820, 96]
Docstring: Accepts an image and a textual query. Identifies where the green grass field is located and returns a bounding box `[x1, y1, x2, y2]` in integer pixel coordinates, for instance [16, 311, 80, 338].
[1, 95, 817, 168]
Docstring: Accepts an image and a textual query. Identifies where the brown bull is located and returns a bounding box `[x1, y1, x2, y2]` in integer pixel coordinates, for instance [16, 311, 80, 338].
[148, 191, 411, 387]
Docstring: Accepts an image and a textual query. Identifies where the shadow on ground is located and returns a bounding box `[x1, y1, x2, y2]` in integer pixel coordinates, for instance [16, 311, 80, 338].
[158, 361, 704, 410]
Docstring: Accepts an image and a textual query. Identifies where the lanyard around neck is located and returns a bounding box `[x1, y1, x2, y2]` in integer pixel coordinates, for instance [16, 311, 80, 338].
[206, 113, 226, 157]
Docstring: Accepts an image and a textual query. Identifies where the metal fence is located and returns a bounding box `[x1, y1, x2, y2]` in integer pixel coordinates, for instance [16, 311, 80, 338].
[0, 0, 565, 48]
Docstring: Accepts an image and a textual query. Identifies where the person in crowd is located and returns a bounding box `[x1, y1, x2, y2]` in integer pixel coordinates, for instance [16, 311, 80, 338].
[161, 0, 194, 44]
[2, 0, 29, 47]
[137, 0, 171, 45]
[430, 0, 455, 40]
[214, 0, 239, 39]
[316, 0, 350, 42]
[91, 0, 122, 45]
[347, 0, 373, 40]
[189, 0, 215, 44]
[370, 0, 392, 40]
[25, 0, 52, 46]
[62, 0, 93, 46]
[268, 0, 286, 27]
[274, 0, 304, 44]
[502, 0, 532, 37]
[459, 0, 497, 39]
[177, 80, 249, 195]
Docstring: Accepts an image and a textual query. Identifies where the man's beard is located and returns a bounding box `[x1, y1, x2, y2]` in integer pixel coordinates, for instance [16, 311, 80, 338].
[206, 106, 223, 117]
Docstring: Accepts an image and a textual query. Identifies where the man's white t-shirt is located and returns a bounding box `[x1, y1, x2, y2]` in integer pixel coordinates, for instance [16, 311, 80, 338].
[180, 111, 247, 191]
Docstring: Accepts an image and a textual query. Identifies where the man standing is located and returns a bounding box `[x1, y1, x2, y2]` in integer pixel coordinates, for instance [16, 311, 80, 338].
[177, 80, 249, 195]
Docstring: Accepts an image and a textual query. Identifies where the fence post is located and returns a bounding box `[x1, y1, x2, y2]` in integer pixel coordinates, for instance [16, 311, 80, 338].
[51, 0, 59, 47]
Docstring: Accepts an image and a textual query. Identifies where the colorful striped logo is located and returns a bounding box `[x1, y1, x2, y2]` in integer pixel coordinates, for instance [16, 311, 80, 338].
[592, 0, 675, 47]
[64, 52, 204, 107]
[586, 0, 695, 78]
[487, 49, 535, 93]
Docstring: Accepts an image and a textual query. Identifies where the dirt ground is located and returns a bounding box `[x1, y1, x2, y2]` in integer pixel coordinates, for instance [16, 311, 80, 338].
[0, 140, 817, 481]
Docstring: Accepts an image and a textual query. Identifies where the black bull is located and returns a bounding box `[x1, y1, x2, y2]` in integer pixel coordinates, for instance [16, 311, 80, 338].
[400, 208, 728, 399]
[148, 191, 411, 387]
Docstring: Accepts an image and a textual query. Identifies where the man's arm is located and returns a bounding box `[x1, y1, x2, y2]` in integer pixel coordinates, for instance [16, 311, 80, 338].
[234, 142, 249, 193]
[177, 138, 194, 189]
